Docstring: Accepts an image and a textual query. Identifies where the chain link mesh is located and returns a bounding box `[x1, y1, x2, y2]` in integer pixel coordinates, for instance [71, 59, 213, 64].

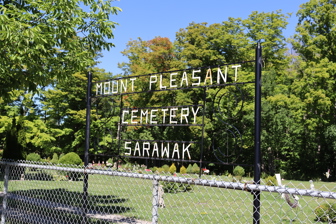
[0, 160, 335, 223]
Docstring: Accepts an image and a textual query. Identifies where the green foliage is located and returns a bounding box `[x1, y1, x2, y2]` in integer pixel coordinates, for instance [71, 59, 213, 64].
[314, 203, 336, 223]
[50, 153, 59, 164]
[107, 158, 113, 164]
[156, 168, 164, 173]
[161, 182, 179, 193]
[2, 117, 24, 160]
[162, 164, 170, 173]
[58, 152, 82, 166]
[264, 176, 277, 186]
[315, 204, 331, 222]
[180, 165, 187, 174]
[1, 2, 336, 181]
[161, 182, 193, 194]
[261, 172, 268, 179]
[26, 153, 41, 162]
[122, 163, 132, 171]
[191, 163, 200, 174]
[292, 0, 336, 62]
[169, 163, 177, 174]
[233, 166, 245, 177]
[0, 0, 121, 97]
[329, 204, 336, 223]
[59, 153, 65, 160]
[186, 164, 193, 174]
[150, 167, 158, 172]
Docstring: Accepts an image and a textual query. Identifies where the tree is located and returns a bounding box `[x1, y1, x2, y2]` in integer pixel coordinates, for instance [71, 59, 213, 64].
[39, 69, 115, 156]
[174, 11, 290, 169]
[291, 0, 336, 62]
[288, 0, 336, 179]
[0, 0, 121, 97]
[115, 11, 291, 171]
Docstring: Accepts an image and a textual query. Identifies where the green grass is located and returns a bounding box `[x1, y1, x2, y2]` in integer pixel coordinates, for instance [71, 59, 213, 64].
[1, 170, 335, 224]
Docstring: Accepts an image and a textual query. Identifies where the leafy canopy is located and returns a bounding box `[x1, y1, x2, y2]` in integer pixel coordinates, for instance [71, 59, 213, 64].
[0, 0, 121, 96]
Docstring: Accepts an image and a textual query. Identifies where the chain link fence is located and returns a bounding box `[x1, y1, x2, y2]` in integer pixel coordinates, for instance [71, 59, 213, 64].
[0, 160, 335, 224]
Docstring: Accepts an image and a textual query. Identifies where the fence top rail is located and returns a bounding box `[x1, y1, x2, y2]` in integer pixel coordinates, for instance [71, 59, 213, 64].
[1, 160, 335, 199]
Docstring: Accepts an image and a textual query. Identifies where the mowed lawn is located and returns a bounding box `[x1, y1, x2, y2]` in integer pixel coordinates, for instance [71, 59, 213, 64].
[1, 171, 335, 224]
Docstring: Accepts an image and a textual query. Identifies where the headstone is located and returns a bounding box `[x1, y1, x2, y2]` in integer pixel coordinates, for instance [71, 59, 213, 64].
[158, 185, 165, 208]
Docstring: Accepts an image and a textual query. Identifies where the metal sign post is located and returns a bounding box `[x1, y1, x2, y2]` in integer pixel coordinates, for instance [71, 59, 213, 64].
[83, 71, 92, 223]
[253, 43, 262, 224]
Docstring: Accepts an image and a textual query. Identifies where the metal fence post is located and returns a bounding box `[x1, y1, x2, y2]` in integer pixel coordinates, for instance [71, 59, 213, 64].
[83, 71, 92, 223]
[152, 179, 159, 224]
[1, 164, 9, 224]
[253, 42, 262, 224]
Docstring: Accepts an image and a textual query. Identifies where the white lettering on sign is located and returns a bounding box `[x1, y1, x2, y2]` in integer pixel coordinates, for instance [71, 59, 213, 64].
[95, 65, 242, 96]
[96, 77, 137, 95]
[121, 106, 200, 125]
[124, 141, 192, 159]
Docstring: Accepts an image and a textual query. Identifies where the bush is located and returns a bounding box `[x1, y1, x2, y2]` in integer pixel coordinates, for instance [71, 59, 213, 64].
[315, 204, 330, 222]
[26, 153, 41, 162]
[161, 182, 193, 194]
[122, 163, 132, 171]
[186, 164, 193, 173]
[233, 166, 245, 182]
[25, 170, 53, 181]
[169, 163, 176, 174]
[58, 152, 83, 181]
[150, 167, 158, 172]
[162, 182, 179, 193]
[58, 152, 82, 165]
[162, 164, 170, 173]
[50, 153, 59, 164]
[156, 167, 164, 173]
[59, 153, 65, 160]
[329, 203, 336, 222]
[261, 172, 268, 179]
[180, 165, 187, 174]
[191, 163, 200, 174]
[265, 176, 277, 186]
[233, 166, 245, 177]
[106, 158, 113, 166]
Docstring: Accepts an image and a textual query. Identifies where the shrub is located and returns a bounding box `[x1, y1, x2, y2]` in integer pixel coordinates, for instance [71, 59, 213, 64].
[162, 164, 170, 173]
[315, 204, 330, 222]
[265, 176, 277, 186]
[59, 153, 65, 160]
[169, 163, 176, 174]
[156, 168, 164, 173]
[26, 153, 41, 162]
[25, 170, 53, 181]
[180, 165, 187, 174]
[162, 182, 179, 193]
[314, 203, 336, 223]
[233, 166, 245, 177]
[161, 182, 193, 194]
[151, 166, 158, 172]
[58, 152, 82, 165]
[58, 152, 83, 181]
[50, 153, 59, 164]
[191, 163, 200, 174]
[123, 163, 132, 171]
[233, 166, 245, 182]
[329, 203, 336, 222]
[106, 158, 113, 167]
[261, 172, 268, 179]
[186, 164, 193, 173]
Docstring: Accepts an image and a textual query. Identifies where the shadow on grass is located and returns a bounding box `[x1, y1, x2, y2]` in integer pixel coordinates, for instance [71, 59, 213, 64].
[4, 188, 133, 223]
